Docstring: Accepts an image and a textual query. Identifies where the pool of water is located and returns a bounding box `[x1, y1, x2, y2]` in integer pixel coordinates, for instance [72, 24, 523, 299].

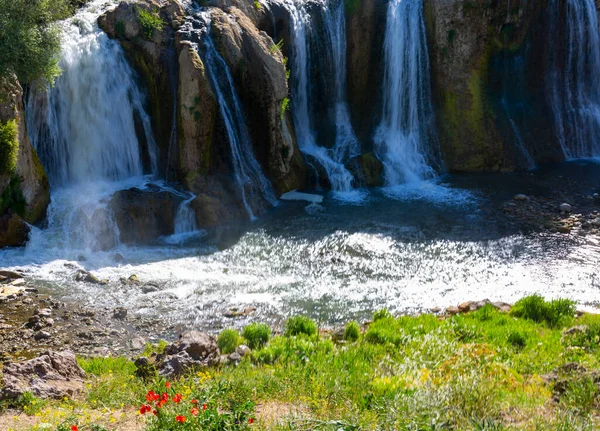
[2, 162, 600, 331]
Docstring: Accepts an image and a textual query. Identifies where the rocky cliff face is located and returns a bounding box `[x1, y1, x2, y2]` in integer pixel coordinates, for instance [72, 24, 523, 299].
[100, 0, 305, 227]
[345, 0, 387, 149]
[424, 0, 562, 172]
[0, 77, 50, 247]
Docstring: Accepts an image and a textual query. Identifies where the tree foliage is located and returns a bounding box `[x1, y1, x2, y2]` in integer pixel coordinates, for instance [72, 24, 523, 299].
[0, 0, 72, 85]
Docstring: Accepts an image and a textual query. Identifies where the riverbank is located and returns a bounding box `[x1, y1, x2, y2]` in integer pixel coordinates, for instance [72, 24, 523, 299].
[1, 295, 599, 431]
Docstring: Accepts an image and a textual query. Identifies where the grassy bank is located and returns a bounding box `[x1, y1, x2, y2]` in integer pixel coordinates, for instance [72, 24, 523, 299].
[3, 295, 600, 431]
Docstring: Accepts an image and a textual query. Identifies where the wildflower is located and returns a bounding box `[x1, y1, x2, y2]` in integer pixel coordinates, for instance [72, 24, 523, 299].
[191, 399, 198, 405]
[165, 382, 171, 389]
[249, 418, 255, 424]
[146, 390, 160, 402]
[191, 408, 199, 416]
[173, 393, 182, 403]
[175, 415, 186, 423]
[140, 405, 152, 415]
[153, 410, 158, 416]
[202, 403, 207, 410]
[71, 426, 79, 431]
[157, 400, 167, 408]
[161, 392, 169, 402]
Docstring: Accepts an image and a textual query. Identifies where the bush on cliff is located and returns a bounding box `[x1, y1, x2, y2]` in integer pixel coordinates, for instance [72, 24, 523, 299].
[0, 0, 72, 84]
[0, 119, 18, 174]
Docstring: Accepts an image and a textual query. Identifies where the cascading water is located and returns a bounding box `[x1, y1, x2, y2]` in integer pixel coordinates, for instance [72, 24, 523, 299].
[22, 0, 159, 255]
[375, 0, 439, 185]
[26, 4, 158, 185]
[547, 0, 600, 158]
[275, 0, 358, 192]
[180, 13, 276, 219]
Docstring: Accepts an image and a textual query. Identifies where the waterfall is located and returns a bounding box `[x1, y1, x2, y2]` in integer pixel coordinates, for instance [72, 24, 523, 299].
[375, 0, 439, 185]
[276, 0, 357, 192]
[26, 2, 158, 186]
[180, 13, 276, 219]
[547, 0, 600, 158]
[23, 0, 159, 253]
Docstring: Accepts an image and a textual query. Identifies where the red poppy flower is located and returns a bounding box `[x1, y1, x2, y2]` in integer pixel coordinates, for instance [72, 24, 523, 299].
[161, 392, 169, 402]
[173, 393, 182, 403]
[191, 399, 198, 405]
[165, 382, 171, 389]
[248, 418, 255, 424]
[153, 410, 158, 416]
[157, 399, 167, 408]
[191, 407, 199, 416]
[202, 403, 207, 410]
[175, 415, 186, 423]
[146, 390, 160, 402]
[71, 426, 79, 431]
[140, 404, 152, 414]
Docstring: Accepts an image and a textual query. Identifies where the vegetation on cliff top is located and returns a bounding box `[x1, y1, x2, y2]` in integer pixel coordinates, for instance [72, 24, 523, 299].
[0, 0, 72, 84]
[3, 296, 600, 431]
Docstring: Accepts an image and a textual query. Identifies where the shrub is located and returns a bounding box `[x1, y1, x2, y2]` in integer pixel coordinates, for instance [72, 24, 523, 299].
[373, 308, 392, 321]
[217, 329, 241, 354]
[284, 316, 317, 337]
[344, 321, 360, 342]
[0, 0, 72, 84]
[511, 295, 576, 328]
[242, 323, 271, 349]
[0, 175, 26, 216]
[0, 120, 18, 174]
[138, 8, 165, 39]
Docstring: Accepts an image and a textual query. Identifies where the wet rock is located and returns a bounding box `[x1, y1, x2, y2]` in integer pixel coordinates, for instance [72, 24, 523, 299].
[134, 357, 157, 380]
[591, 218, 600, 227]
[224, 306, 257, 318]
[430, 307, 442, 313]
[0, 212, 31, 248]
[130, 337, 146, 350]
[74, 270, 107, 285]
[112, 307, 128, 320]
[514, 194, 529, 201]
[1, 351, 85, 399]
[114, 253, 125, 263]
[141, 283, 159, 294]
[0, 270, 24, 280]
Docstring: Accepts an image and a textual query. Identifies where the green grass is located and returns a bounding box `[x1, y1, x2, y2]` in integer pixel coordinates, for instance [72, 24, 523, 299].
[14, 296, 600, 431]
[343, 321, 360, 342]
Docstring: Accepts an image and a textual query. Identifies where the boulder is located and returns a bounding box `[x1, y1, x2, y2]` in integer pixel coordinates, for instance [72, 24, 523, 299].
[109, 187, 183, 244]
[0, 212, 30, 247]
[1, 351, 86, 399]
[158, 331, 220, 376]
[347, 152, 384, 187]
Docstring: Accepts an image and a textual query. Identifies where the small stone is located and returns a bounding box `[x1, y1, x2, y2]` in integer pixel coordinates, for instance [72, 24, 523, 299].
[458, 302, 472, 313]
[558, 225, 571, 234]
[112, 307, 127, 320]
[35, 308, 52, 317]
[114, 253, 125, 263]
[236, 345, 251, 357]
[492, 302, 512, 312]
[34, 331, 51, 341]
[130, 337, 146, 350]
[430, 307, 442, 313]
[563, 325, 587, 336]
[141, 284, 159, 294]
[560, 203, 572, 213]
[514, 194, 529, 201]
[227, 352, 242, 365]
[591, 218, 600, 227]
[446, 306, 460, 315]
